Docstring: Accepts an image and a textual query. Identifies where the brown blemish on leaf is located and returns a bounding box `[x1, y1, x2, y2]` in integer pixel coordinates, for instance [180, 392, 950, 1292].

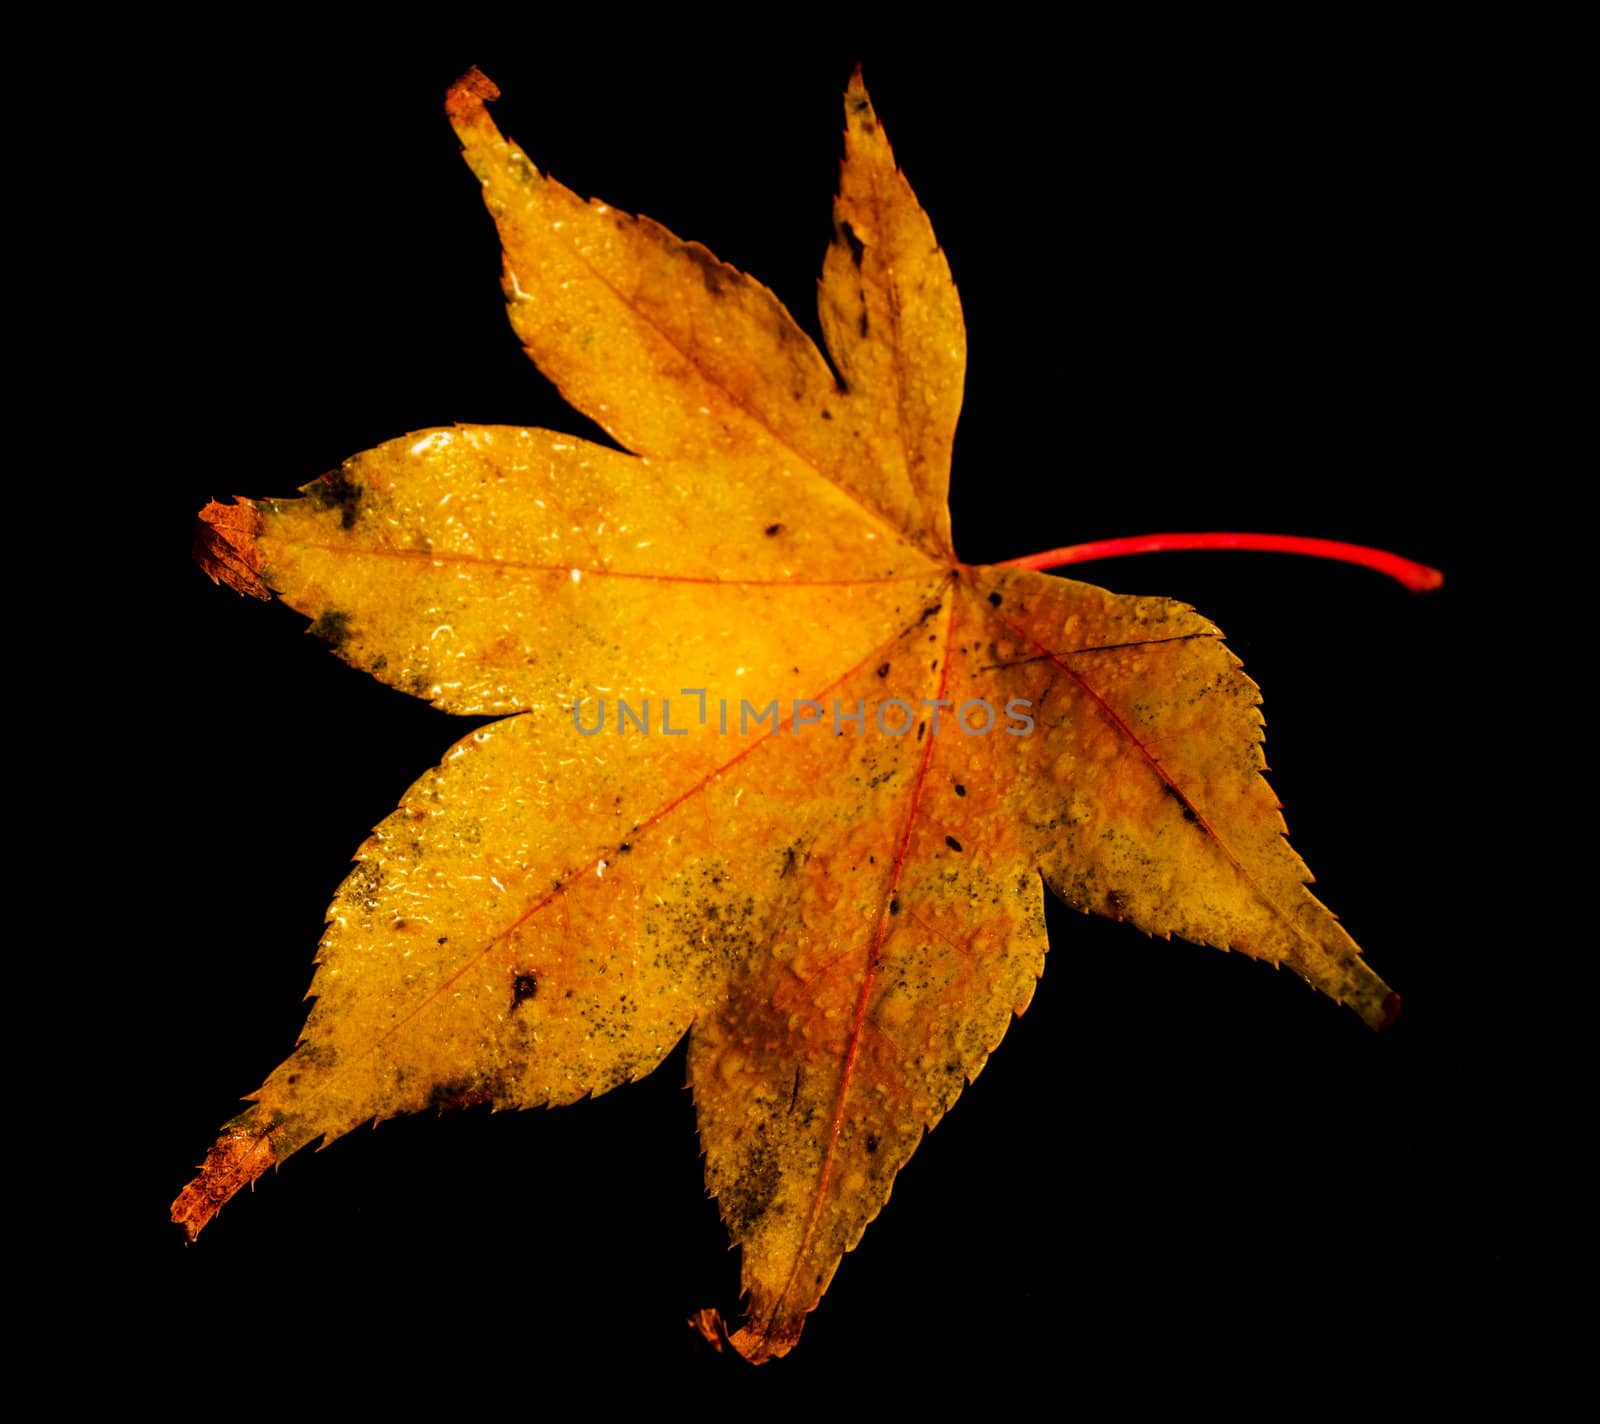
[719, 1139, 780, 1234]
[838, 219, 865, 267]
[427, 1077, 497, 1112]
[684, 242, 730, 296]
[306, 468, 362, 529]
[308, 609, 351, 648]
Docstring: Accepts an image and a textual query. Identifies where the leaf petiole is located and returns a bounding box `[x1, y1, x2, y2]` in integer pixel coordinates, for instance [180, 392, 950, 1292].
[997, 533, 1443, 592]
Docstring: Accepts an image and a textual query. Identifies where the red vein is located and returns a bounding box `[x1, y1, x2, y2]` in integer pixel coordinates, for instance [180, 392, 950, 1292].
[902, 903, 973, 961]
[267, 537, 931, 588]
[998, 532, 1443, 592]
[760, 597, 957, 1345]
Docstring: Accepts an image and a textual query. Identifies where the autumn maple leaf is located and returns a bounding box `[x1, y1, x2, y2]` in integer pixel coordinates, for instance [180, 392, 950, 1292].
[178, 66, 1411, 1362]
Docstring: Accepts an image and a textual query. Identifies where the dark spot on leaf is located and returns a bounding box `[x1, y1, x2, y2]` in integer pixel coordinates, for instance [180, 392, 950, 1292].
[858, 311, 869, 338]
[722, 1140, 780, 1233]
[618, 842, 632, 853]
[889, 898, 900, 915]
[427, 1077, 493, 1112]
[917, 721, 926, 741]
[821, 408, 833, 420]
[437, 936, 448, 945]
[686, 244, 727, 295]
[765, 523, 785, 537]
[877, 662, 890, 677]
[308, 468, 362, 529]
[954, 783, 966, 797]
[511, 972, 538, 1007]
[309, 609, 351, 648]
[840, 219, 865, 266]
[865, 1134, 879, 1153]
[372, 655, 388, 672]
[988, 591, 1002, 607]
[946, 836, 962, 852]
[1162, 781, 1200, 822]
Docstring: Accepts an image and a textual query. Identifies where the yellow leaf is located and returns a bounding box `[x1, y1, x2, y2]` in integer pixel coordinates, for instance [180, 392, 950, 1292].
[175, 58, 1437, 1366]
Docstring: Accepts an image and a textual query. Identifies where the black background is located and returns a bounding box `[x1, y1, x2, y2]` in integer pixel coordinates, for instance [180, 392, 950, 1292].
[118, 26, 1530, 1402]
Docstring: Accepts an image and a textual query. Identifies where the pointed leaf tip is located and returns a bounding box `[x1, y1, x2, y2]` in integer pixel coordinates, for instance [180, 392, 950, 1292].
[1378, 991, 1402, 1032]
[844, 66, 877, 123]
[451, 66, 499, 105]
[446, 66, 500, 133]
[194, 499, 268, 600]
[171, 1120, 278, 1241]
